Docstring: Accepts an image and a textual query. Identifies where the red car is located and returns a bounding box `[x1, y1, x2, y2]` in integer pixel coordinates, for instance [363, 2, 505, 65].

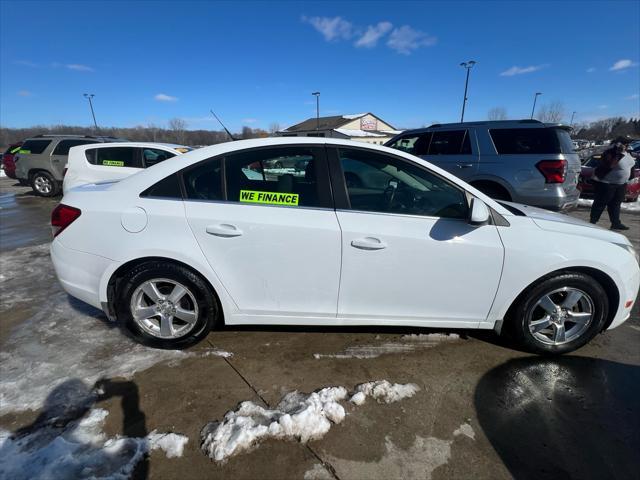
[2, 142, 23, 179]
[578, 154, 640, 202]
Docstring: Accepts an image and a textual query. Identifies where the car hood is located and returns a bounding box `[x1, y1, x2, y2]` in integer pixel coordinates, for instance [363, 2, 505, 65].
[500, 201, 631, 245]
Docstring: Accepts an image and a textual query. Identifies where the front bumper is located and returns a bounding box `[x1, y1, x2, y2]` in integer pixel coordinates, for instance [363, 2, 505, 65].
[608, 258, 640, 330]
[50, 239, 113, 310]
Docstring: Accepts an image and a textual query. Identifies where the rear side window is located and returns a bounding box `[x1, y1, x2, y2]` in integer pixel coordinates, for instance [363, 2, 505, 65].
[142, 174, 182, 199]
[387, 133, 431, 155]
[490, 128, 561, 154]
[183, 159, 223, 201]
[52, 139, 98, 155]
[143, 148, 176, 167]
[224, 147, 322, 208]
[19, 139, 51, 154]
[554, 129, 575, 154]
[86, 147, 142, 168]
[428, 130, 471, 155]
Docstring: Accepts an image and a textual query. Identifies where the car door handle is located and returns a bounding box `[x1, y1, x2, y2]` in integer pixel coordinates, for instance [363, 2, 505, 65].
[456, 164, 474, 168]
[206, 224, 243, 237]
[351, 237, 387, 250]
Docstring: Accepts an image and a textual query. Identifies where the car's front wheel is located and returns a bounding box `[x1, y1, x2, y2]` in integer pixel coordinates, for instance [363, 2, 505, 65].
[115, 261, 219, 348]
[508, 272, 608, 354]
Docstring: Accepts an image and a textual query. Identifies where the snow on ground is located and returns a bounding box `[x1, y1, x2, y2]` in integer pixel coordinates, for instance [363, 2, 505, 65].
[0, 408, 187, 479]
[453, 423, 475, 440]
[0, 244, 196, 416]
[201, 381, 419, 462]
[304, 463, 334, 480]
[313, 333, 461, 359]
[350, 380, 420, 404]
[578, 197, 640, 213]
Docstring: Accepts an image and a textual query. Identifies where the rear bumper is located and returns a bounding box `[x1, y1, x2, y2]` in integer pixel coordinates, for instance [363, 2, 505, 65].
[514, 187, 580, 211]
[50, 239, 113, 310]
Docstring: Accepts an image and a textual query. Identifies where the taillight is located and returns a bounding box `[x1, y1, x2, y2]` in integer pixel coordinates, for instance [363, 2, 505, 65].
[51, 204, 81, 238]
[536, 160, 567, 184]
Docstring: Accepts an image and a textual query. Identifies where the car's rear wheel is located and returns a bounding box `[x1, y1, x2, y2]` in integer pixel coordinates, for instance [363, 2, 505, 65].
[115, 261, 219, 348]
[30, 171, 59, 197]
[507, 272, 608, 355]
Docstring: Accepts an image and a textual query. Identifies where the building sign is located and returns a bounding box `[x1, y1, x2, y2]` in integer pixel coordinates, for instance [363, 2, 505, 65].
[360, 117, 377, 130]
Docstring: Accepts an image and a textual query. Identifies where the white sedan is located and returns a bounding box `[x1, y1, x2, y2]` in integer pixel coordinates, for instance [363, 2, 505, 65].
[50, 138, 639, 354]
[62, 142, 192, 194]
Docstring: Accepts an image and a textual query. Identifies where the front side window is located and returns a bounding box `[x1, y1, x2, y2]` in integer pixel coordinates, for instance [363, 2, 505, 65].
[19, 139, 51, 155]
[339, 148, 468, 219]
[387, 133, 431, 156]
[490, 128, 561, 154]
[225, 147, 322, 208]
[142, 148, 176, 167]
[86, 147, 142, 168]
[52, 139, 98, 155]
[428, 130, 471, 155]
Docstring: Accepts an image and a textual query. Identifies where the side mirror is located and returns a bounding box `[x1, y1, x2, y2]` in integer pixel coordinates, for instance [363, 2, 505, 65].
[469, 198, 490, 226]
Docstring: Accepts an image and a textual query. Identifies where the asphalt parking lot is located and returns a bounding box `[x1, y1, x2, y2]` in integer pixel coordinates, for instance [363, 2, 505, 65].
[0, 176, 638, 480]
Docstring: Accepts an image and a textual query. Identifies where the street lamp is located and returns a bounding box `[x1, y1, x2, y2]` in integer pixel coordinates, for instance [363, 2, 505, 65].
[530, 92, 542, 119]
[312, 92, 320, 131]
[83, 93, 99, 131]
[459, 60, 476, 122]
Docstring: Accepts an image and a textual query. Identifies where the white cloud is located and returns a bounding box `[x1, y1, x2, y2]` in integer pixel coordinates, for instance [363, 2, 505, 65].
[302, 16, 353, 41]
[609, 59, 637, 71]
[15, 60, 38, 68]
[500, 64, 548, 76]
[242, 118, 257, 124]
[586, 67, 596, 73]
[386, 26, 437, 55]
[66, 63, 94, 72]
[597, 104, 608, 109]
[625, 93, 639, 100]
[154, 93, 178, 102]
[17, 90, 32, 97]
[355, 21, 393, 48]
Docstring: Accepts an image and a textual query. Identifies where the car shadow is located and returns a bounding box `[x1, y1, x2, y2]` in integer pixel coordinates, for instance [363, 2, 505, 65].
[474, 356, 640, 479]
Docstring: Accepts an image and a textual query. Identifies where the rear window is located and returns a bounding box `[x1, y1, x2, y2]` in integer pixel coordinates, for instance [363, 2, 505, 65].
[19, 139, 51, 155]
[52, 139, 98, 155]
[489, 128, 561, 155]
[85, 147, 142, 168]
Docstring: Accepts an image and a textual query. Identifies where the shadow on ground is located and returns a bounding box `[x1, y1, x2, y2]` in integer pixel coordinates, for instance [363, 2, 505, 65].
[474, 356, 640, 479]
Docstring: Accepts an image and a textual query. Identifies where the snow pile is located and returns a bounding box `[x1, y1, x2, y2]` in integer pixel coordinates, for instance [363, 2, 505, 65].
[341, 113, 366, 119]
[201, 381, 419, 462]
[0, 244, 191, 415]
[453, 423, 475, 440]
[578, 197, 640, 213]
[334, 128, 386, 138]
[202, 349, 234, 358]
[0, 409, 187, 480]
[201, 386, 348, 462]
[314, 333, 460, 359]
[350, 381, 420, 405]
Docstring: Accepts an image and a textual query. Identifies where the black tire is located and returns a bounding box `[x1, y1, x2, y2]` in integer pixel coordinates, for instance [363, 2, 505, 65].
[474, 182, 511, 201]
[115, 261, 219, 349]
[507, 272, 608, 355]
[30, 170, 60, 197]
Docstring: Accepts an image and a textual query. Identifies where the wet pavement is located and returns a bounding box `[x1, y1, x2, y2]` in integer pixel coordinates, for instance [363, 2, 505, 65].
[0, 176, 638, 480]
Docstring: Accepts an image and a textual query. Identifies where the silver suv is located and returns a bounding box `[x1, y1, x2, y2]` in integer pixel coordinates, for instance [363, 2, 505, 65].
[14, 135, 124, 196]
[385, 120, 580, 210]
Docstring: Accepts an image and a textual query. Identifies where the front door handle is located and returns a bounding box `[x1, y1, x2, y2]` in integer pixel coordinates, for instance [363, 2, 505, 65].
[351, 237, 387, 250]
[456, 164, 474, 169]
[206, 224, 243, 237]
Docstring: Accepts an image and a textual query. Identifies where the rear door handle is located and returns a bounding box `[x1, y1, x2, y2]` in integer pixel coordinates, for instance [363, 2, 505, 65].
[456, 164, 474, 169]
[351, 237, 387, 250]
[206, 224, 243, 237]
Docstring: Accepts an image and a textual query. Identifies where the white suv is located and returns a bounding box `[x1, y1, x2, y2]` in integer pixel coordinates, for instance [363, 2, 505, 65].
[63, 142, 192, 193]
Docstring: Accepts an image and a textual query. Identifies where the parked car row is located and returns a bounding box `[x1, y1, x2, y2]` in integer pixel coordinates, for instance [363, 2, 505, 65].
[578, 153, 640, 202]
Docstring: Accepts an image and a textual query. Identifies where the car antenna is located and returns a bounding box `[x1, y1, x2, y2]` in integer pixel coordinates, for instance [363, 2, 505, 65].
[210, 110, 236, 141]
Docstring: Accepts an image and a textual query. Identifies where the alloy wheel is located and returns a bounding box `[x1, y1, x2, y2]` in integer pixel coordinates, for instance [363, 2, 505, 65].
[34, 175, 52, 194]
[130, 278, 199, 339]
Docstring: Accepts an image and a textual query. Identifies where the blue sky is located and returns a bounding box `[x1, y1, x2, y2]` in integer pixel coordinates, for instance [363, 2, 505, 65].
[1, 0, 639, 131]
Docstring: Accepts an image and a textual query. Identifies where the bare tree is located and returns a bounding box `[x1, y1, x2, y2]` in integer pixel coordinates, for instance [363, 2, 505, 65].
[168, 118, 187, 144]
[488, 107, 508, 120]
[268, 122, 281, 135]
[536, 101, 566, 123]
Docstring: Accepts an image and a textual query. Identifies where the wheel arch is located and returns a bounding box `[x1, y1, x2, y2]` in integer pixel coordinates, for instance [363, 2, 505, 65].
[501, 266, 619, 333]
[105, 256, 225, 325]
[470, 178, 513, 201]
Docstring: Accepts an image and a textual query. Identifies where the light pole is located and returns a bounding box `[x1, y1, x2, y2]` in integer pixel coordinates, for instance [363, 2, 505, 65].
[83, 93, 98, 131]
[530, 92, 542, 119]
[570, 111, 576, 126]
[459, 61, 476, 122]
[312, 92, 320, 131]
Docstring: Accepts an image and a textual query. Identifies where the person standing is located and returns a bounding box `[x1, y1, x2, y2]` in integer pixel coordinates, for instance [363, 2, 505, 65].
[589, 137, 634, 231]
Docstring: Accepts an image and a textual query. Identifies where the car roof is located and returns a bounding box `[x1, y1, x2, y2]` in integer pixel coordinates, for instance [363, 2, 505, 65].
[393, 119, 572, 135]
[105, 136, 512, 217]
[70, 142, 189, 150]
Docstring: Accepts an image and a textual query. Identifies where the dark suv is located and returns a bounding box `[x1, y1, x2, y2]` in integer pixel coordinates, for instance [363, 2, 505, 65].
[14, 135, 125, 196]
